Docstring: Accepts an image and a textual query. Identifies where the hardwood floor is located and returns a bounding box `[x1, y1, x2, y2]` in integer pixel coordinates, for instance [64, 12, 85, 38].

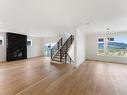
[0, 57, 127, 95]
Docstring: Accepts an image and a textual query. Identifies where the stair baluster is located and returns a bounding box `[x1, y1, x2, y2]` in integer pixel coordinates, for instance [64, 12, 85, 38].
[51, 35, 74, 64]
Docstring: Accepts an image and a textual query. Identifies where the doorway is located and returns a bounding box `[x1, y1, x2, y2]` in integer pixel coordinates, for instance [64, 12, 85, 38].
[45, 43, 56, 57]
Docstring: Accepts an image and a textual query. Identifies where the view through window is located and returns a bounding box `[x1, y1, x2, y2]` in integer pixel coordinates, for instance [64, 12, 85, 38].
[97, 38, 105, 55]
[97, 36, 127, 57]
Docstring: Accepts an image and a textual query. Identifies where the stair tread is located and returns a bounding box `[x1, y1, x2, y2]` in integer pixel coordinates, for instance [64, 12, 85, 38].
[50, 61, 62, 64]
[52, 59, 60, 62]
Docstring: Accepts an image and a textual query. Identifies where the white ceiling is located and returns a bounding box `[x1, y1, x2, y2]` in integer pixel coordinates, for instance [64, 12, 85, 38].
[0, 0, 127, 37]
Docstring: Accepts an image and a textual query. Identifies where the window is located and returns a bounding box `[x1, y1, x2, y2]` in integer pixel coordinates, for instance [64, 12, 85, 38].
[27, 40, 32, 46]
[0, 36, 4, 46]
[97, 38, 105, 55]
[107, 36, 127, 57]
[97, 36, 127, 57]
[0, 40, 2, 45]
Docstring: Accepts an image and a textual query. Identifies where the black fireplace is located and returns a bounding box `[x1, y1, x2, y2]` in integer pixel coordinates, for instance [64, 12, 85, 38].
[6, 33, 27, 61]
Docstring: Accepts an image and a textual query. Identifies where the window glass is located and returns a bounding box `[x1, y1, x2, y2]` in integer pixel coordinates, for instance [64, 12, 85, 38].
[98, 38, 104, 42]
[107, 36, 127, 57]
[97, 36, 127, 57]
[97, 38, 105, 55]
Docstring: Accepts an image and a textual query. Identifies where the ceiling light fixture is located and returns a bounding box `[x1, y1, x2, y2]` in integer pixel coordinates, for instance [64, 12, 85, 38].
[107, 28, 110, 41]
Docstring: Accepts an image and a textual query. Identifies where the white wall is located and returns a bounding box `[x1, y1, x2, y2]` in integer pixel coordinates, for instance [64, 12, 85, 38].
[68, 42, 75, 61]
[75, 29, 86, 66]
[42, 36, 61, 44]
[86, 32, 127, 64]
[0, 32, 6, 62]
[27, 36, 43, 58]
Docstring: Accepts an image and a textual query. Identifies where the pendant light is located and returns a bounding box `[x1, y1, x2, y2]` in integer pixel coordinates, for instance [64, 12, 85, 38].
[107, 28, 110, 41]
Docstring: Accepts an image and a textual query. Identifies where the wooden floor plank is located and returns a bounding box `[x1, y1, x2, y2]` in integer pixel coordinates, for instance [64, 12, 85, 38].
[0, 58, 127, 95]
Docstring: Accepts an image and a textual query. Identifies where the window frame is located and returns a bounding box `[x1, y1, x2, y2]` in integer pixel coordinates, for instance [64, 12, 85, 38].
[97, 36, 127, 58]
[97, 37, 105, 56]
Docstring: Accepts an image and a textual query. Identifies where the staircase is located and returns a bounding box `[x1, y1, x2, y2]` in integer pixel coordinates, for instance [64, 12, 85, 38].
[51, 35, 74, 64]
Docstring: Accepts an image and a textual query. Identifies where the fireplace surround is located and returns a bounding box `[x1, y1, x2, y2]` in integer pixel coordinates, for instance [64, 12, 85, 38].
[6, 33, 27, 61]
